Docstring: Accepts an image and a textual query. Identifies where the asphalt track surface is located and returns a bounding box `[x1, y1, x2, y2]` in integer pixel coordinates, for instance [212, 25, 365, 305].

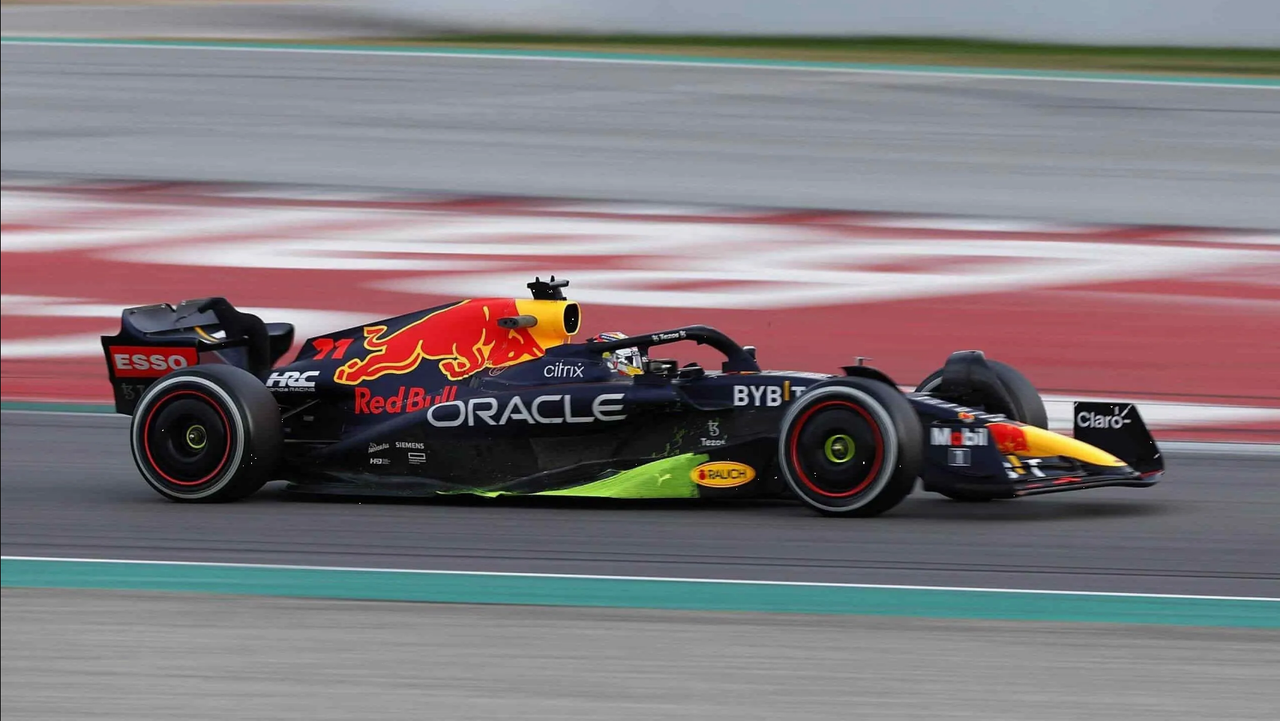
[3, 42, 1280, 229]
[5, 589, 1278, 721]
[4, 411, 1279, 598]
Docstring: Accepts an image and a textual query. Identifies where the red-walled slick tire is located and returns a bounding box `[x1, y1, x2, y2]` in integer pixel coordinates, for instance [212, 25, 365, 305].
[778, 378, 923, 517]
[129, 364, 282, 502]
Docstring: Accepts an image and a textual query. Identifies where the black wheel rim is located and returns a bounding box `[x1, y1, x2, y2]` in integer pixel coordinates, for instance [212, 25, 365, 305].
[141, 391, 232, 488]
[788, 399, 885, 499]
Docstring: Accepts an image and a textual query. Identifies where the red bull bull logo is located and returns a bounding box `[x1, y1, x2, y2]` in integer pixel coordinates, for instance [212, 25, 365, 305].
[334, 300, 546, 385]
[988, 422, 1031, 454]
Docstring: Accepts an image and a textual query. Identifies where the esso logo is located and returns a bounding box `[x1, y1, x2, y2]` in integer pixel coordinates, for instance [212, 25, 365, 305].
[110, 346, 198, 378]
[1076, 411, 1130, 429]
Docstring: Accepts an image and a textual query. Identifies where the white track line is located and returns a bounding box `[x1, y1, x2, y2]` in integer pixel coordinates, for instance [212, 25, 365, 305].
[4, 555, 1278, 603]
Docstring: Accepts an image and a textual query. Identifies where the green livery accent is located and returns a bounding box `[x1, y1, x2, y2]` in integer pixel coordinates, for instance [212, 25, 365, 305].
[533, 454, 707, 498]
[448, 454, 709, 499]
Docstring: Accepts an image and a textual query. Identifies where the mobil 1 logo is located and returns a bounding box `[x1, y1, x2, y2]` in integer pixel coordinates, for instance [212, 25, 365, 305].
[930, 426, 990, 468]
[930, 427, 989, 447]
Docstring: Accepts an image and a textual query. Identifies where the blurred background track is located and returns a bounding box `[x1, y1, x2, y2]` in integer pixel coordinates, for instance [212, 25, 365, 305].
[4, 589, 1279, 721]
[0, 1, 419, 40]
[5, 178, 1277, 440]
[3, 41, 1278, 228]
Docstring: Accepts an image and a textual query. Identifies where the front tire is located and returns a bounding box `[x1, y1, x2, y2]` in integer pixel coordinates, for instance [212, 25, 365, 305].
[915, 359, 1048, 428]
[130, 364, 282, 502]
[778, 378, 923, 517]
[916, 358, 1045, 502]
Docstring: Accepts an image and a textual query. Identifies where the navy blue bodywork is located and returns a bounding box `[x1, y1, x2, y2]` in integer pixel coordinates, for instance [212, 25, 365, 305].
[103, 292, 1164, 504]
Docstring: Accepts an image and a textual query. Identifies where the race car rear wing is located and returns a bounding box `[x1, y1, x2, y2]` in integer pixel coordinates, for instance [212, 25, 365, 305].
[101, 297, 294, 415]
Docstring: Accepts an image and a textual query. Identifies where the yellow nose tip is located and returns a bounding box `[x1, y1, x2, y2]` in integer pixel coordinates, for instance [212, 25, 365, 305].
[1018, 425, 1126, 467]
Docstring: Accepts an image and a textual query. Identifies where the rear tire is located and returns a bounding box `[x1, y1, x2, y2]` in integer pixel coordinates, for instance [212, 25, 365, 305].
[778, 378, 923, 517]
[130, 364, 282, 502]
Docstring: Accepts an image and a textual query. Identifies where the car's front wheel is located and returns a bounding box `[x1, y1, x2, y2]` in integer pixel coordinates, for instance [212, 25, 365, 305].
[778, 378, 923, 517]
[130, 364, 282, 502]
[915, 359, 1047, 428]
[915, 358, 1046, 502]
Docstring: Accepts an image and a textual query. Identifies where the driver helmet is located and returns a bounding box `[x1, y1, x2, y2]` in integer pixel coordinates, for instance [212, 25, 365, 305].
[593, 331, 645, 376]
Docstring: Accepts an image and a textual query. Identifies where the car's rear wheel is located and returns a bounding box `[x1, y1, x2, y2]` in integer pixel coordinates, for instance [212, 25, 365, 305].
[130, 364, 282, 502]
[916, 358, 1045, 502]
[778, 378, 923, 517]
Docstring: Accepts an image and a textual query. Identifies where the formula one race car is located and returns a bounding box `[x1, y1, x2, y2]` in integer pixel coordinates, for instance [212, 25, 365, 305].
[101, 277, 1163, 516]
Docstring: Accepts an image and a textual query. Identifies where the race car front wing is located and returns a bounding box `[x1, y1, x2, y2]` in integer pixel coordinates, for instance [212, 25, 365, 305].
[920, 401, 1164, 499]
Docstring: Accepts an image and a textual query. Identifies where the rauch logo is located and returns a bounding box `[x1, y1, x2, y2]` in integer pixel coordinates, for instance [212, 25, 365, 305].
[690, 461, 756, 488]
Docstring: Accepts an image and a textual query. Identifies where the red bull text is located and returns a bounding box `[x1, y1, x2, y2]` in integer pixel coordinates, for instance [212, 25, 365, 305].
[354, 385, 457, 415]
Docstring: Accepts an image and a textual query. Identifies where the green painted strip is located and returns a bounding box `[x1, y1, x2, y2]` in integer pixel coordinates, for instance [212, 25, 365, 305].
[3, 37, 1277, 88]
[3, 558, 1277, 627]
[0, 401, 115, 414]
[531, 454, 704, 498]
[442, 454, 706, 498]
